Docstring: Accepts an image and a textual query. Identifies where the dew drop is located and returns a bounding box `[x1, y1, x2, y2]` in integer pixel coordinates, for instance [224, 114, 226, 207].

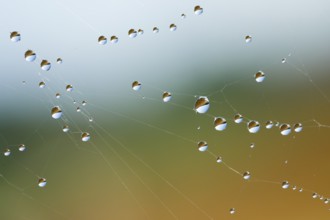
[255, 71, 265, 83]
[153, 27, 159, 33]
[293, 123, 303, 133]
[265, 120, 274, 129]
[51, 106, 62, 119]
[62, 125, 69, 133]
[98, 36, 107, 45]
[243, 171, 251, 180]
[56, 58, 63, 64]
[299, 188, 303, 192]
[194, 96, 210, 114]
[81, 132, 90, 142]
[234, 113, 243, 123]
[82, 101, 87, 106]
[198, 141, 208, 152]
[250, 143, 255, 149]
[245, 35, 252, 43]
[66, 84, 73, 92]
[110, 36, 118, 44]
[128, 29, 137, 38]
[324, 199, 329, 204]
[138, 29, 144, 35]
[40, 60, 51, 71]
[39, 81, 46, 88]
[281, 58, 286, 64]
[312, 193, 318, 199]
[280, 124, 291, 136]
[229, 208, 235, 215]
[194, 6, 203, 15]
[132, 81, 141, 91]
[216, 156, 222, 163]
[24, 50, 36, 62]
[181, 14, 186, 19]
[76, 107, 81, 112]
[247, 120, 260, 133]
[10, 31, 21, 42]
[162, 92, 172, 102]
[214, 117, 227, 131]
[55, 93, 61, 99]
[169, 24, 177, 31]
[38, 178, 47, 187]
[4, 149, 11, 156]
[282, 181, 290, 189]
[18, 144, 26, 152]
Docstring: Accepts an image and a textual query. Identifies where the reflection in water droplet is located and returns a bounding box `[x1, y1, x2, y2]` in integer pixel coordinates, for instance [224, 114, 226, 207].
[280, 124, 291, 136]
[98, 36, 107, 45]
[55, 93, 61, 99]
[62, 125, 69, 133]
[194, 6, 203, 15]
[247, 120, 260, 133]
[153, 27, 159, 33]
[40, 60, 51, 71]
[312, 193, 318, 199]
[216, 156, 222, 163]
[81, 132, 90, 142]
[18, 144, 26, 152]
[250, 143, 255, 149]
[181, 14, 186, 19]
[234, 114, 243, 123]
[194, 96, 210, 114]
[39, 82, 46, 88]
[162, 92, 172, 102]
[10, 31, 21, 42]
[25, 50, 36, 62]
[282, 181, 290, 189]
[255, 71, 265, 83]
[82, 101, 87, 106]
[214, 117, 227, 131]
[76, 107, 81, 112]
[38, 178, 47, 187]
[66, 85, 73, 92]
[4, 149, 11, 156]
[57, 58, 63, 64]
[245, 35, 252, 43]
[281, 58, 286, 64]
[51, 106, 62, 119]
[110, 36, 118, 44]
[266, 120, 274, 129]
[128, 29, 137, 38]
[243, 171, 251, 180]
[132, 81, 141, 91]
[198, 141, 208, 152]
[138, 29, 144, 35]
[293, 123, 303, 133]
[169, 24, 177, 31]
[229, 208, 235, 214]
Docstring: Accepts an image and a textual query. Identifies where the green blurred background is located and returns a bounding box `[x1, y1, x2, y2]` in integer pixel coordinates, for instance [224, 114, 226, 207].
[0, 0, 329, 219]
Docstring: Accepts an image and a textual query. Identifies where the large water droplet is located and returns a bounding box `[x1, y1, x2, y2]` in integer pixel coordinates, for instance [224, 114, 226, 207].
[51, 106, 62, 119]
[293, 123, 303, 133]
[280, 124, 291, 136]
[169, 24, 177, 31]
[38, 178, 47, 187]
[245, 35, 252, 43]
[128, 29, 137, 38]
[10, 31, 21, 42]
[132, 81, 141, 91]
[247, 120, 260, 133]
[282, 181, 290, 189]
[255, 71, 265, 83]
[24, 50, 36, 62]
[110, 36, 118, 44]
[194, 96, 210, 114]
[162, 92, 172, 102]
[198, 141, 208, 152]
[81, 132, 90, 142]
[214, 117, 227, 131]
[40, 60, 51, 71]
[234, 113, 243, 123]
[194, 6, 203, 15]
[98, 36, 107, 45]
[243, 171, 251, 180]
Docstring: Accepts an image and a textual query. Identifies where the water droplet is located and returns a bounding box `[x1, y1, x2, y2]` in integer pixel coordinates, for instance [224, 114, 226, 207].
[110, 36, 118, 44]
[292, 186, 297, 190]
[198, 141, 208, 152]
[76, 107, 81, 112]
[265, 120, 274, 129]
[4, 149, 11, 156]
[18, 144, 26, 152]
[234, 113, 243, 123]
[55, 93, 61, 99]
[51, 106, 62, 119]
[82, 101, 87, 106]
[282, 181, 290, 189]
[245, 35, 252, 43]
[153, 27, 159, 33]
[250, 143, 255, 149]
[10, 31, 21, 42]
[169, 24, 177, 31]
[243, 171, 251, 180]
[128, 29, 137, 38]
[293, 123, 303, 133]
[299, 188, 303, 192]
[38, 178, 47, 187]
[24, 50, 36, 62]
[181, 14, 186, 19]
[216, 156, 222, 163]
[312, 193, 318, 199]
[62, 125, 69, 133]
[280, 124, 291, 136]
[98, 36, 107, 45]
[39, 81, 46, 88]
[255, 71, 265, 83]
[56, 58, 63, 64]
[162, 92, 172, 102]
[66, 84, 73, 92]
[132, 81, 141, 91]
[81, 132, 90, 142]
[194, 6, 203, 15]
[229, 208, 235, 214]
[247, 120, 260, 133]
[40, 60, 51, 71]
[194, 96, 210, 114]
[138, 29, 144, 35]
[214, 117, 227, 131]
[89, 117, 94, 122]
[324, 199, 329, 204]
[281, 58, 286, 64]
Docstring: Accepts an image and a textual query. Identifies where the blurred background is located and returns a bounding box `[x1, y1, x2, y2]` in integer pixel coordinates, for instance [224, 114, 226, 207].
[0, 0, 329, 219]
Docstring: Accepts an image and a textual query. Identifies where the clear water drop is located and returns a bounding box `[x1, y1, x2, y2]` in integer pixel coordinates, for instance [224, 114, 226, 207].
[40, 60, 51, 71]
[194, 96, 210, 114]
[55, 93, 61, 99]
[229, 208, 235, 214]
[62, 125, 69, 133]
[216, 156, 222, 163]
[24, 50, 36, 62]
[245, 35, 252, 43]
[243, 171, 251, 180]
[282, 181, 290, 189]
[38, 178, 47, 187]
[265, 120, 274, 129]
[280, 124, 291, 136]
[18, 144, 26, 152]
[194, 6, 203, 15]
[198, 141, 208, 152]
[162, 92, 172, 102]
[255, 71, 265, 83]
[128, 29, 137, 38]
[214, 117, 227, 131]
[293, 123, 303, 133]
[234, 113, 243, 123]
[169, 24, 177, 31]
[10, 31, 21, 42]
[153, 27, 159, 33]
[110, 36, 118, 44]
[181, 14, 186, 19]
[66, 84, 73, 92]
[132, 81, 141, 91]
[4, 149, 11, 156]
[312, 193, 318, 199]
[138, 29, 144, 35]
[247, 120, 260, 133]
[51, 106, 62, 119]
[56, 58, 63, 64]
[98, 36, 107, 45]
[39, 81, 46, 88]
[82, 101, 87, 106]
[81, 132, 90, 142]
